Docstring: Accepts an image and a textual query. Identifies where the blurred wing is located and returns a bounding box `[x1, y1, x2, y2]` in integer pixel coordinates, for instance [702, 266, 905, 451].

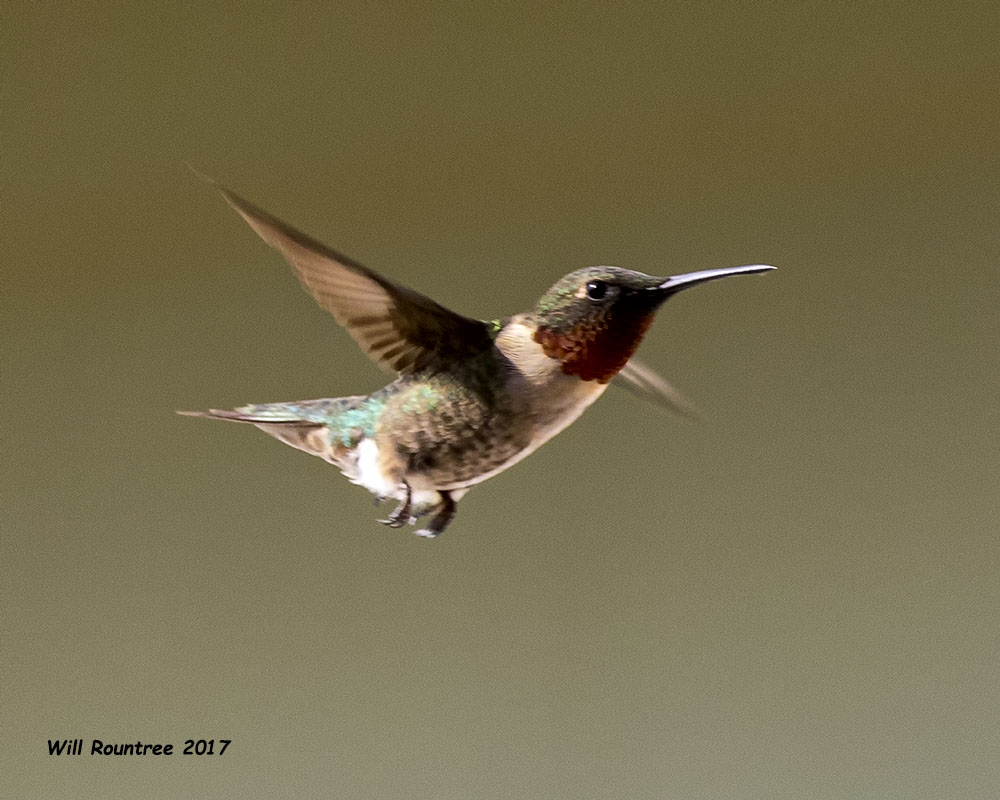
[614, 358, 701, 420]
[200, 172, 492, 374]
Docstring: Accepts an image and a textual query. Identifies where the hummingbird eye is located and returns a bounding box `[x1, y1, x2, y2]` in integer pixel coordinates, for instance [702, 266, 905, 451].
[585, 280, 609, 301]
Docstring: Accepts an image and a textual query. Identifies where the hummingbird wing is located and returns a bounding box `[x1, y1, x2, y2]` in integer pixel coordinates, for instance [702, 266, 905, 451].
[200, 173, 493, 375]
[614, 358, 701, 420]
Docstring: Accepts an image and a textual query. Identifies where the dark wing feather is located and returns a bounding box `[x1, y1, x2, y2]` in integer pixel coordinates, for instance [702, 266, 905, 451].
[614, 358, 701, 420]
[199, 172, 492, 374]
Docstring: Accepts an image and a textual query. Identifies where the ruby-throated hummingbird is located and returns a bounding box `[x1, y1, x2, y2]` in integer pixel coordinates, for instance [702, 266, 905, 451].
[181, 177, 774, 538]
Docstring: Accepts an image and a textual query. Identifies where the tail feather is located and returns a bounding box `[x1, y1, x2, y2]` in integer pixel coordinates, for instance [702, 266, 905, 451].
[179, 395, 371, 464]
[178, 406, 341, 463]
[177, 409, 317, 425]
[178, 395, 366, 425]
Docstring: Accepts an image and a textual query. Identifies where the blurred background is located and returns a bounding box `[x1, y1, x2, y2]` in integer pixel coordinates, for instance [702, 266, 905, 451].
[4, 3, 998, 798]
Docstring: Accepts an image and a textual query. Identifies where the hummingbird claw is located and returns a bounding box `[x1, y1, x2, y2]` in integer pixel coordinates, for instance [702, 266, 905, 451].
[411, 491, 456, 539]
[377, 482, 412, 528]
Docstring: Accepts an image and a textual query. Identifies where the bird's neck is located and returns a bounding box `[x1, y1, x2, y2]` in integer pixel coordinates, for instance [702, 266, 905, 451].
[525, 312, 654, 383]
[494, 315, 610, 430]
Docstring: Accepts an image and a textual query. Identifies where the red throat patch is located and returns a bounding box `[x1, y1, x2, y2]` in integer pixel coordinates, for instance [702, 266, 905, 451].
[534, 313, 654, 382]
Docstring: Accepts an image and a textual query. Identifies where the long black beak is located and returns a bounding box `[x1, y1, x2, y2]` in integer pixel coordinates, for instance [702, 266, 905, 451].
[657, 264, 776, 296]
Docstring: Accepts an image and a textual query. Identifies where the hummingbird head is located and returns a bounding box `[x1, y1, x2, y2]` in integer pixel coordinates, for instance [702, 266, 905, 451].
[531, 264, 775, 382]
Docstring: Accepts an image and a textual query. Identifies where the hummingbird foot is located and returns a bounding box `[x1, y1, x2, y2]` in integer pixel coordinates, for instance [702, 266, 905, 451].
[378, 482, 412, 528]
[414, 491, 456, 539]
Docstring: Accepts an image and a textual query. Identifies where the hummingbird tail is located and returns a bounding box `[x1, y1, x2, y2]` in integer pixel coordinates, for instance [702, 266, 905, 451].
[177, 408, 318, 425]
[178, 407, 339, 463]
[179, 396, 373, 464]
[178, 395, 364, 425]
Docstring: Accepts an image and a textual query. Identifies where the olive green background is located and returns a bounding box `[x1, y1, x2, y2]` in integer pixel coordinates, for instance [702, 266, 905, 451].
[4, 2, 998, 798]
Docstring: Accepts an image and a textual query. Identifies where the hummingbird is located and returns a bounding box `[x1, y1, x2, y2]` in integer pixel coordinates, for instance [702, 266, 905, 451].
[180, 177, 774, 538]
